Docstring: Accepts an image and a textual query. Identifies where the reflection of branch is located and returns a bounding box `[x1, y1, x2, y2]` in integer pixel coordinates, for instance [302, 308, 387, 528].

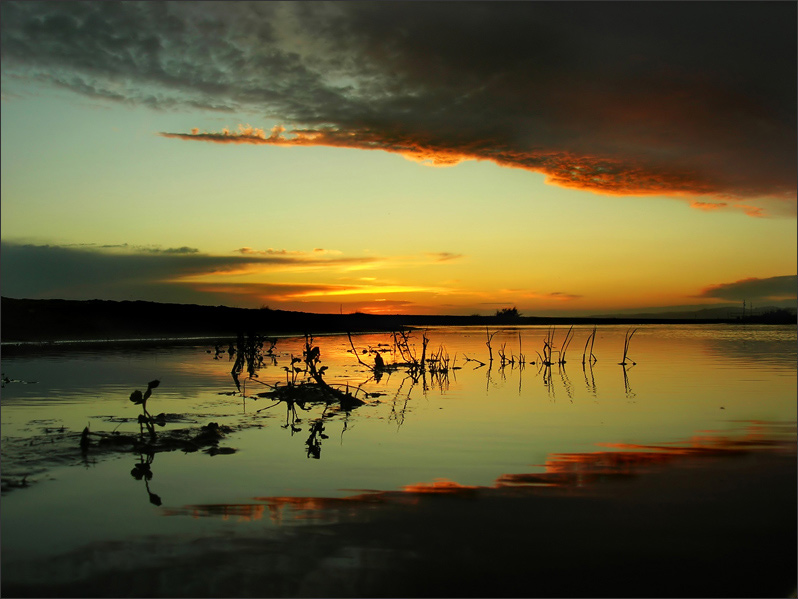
[541, 362, 555, 399]
[130, 451, 162, 506]
[305, 419, 328, 459]
[582, 361, 597, 396]
[560, 364, 573, 399]
[622, 363, 636, 399]
[228, 333, 275, 394]
[340, 413, 351, 445]
[389, 376, 415, 430]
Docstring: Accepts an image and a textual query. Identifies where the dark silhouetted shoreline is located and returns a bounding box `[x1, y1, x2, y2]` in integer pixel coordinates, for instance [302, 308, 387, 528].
[1, 297, 794, 344]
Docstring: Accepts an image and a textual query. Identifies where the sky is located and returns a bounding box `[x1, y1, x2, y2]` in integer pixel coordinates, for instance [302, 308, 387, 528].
[1, 1, 796, 316]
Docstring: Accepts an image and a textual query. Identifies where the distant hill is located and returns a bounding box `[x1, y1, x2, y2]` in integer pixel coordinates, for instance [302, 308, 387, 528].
[590, 305, 797, 321]
[0, 297, 398, 343]
[1, 297, 794, 343]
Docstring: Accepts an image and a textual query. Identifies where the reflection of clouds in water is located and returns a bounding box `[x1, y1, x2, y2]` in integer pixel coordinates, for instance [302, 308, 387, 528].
[165, 420, 795, 523]
[508, 420, 796, 487]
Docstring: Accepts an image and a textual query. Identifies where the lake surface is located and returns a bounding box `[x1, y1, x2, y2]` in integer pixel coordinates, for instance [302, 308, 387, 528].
[1, 324, 796, 597]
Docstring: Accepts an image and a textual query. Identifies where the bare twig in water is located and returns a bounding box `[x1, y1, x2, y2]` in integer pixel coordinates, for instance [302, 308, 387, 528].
[620, 328, 637, 365]
[486, 327, 498, 363]
[542, 326, 556, 366]
[518, 331, 528, 366]
[582, 325, 598, 365]
[347, 331, 373, 370]
[463, 354, 486, 368]
[559, 325, 575, 364]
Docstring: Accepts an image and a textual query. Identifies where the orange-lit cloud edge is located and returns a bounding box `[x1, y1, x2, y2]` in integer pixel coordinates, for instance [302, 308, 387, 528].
[160, 125, 796, 218]
[162, 421, 796, 524]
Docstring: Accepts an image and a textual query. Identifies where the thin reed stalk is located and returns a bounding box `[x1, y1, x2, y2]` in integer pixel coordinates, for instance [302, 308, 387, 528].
[486, 327, 498, 363]
[560, 325, 575, 364]
[582, 325, 598, 365]
[620, 328, 637, 365]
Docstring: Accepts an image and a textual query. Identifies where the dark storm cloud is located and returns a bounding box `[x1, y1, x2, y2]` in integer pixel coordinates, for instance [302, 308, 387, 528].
[696, 275, 797, 302]
[2, 2, 796, 208]
[66, 243, 201, 254]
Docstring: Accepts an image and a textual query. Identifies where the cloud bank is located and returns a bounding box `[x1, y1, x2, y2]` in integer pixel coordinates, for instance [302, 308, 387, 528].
[0, 242, 591, 314]
[2, 2, 795, 213]
[696, 276, 797, 302]
[0, 242, 465, 311]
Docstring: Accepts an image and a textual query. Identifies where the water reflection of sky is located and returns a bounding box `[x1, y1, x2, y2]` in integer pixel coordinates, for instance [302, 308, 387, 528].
[163, 420, 796, 524]
[1, 325, 795, 595]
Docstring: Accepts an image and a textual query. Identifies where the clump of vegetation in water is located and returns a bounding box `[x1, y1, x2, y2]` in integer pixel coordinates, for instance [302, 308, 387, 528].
[537, 326, 575, 366]
[251, 333, 370, 458]
[257, 333, 366, 413]
[346, 329, 457, 400]
[496, 330, 527, 370]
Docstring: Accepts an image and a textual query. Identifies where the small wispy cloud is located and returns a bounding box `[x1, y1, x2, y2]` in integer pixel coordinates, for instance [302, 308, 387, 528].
[66, 243, 200, 254]
[690, 201, 728, 212]
[425, 252, 464, 262]
[493, 289, 584, 302]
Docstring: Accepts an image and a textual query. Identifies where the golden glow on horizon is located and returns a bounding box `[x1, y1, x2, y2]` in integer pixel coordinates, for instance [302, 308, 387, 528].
[290, 284, 450, 298]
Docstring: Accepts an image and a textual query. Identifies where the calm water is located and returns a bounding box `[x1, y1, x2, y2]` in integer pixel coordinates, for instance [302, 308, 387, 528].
[1, 324, 796, 597]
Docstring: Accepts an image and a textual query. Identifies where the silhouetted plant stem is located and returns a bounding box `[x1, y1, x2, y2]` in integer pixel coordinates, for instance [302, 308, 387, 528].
[347, 331, 372, 369]
[560, 325, 575, 364]
[486, 327, 497, 363]
[582, 325, 598, 365]
[620, 328, 637, 365]
[542, 326, 555, 365]
[129, 379, 161, 439]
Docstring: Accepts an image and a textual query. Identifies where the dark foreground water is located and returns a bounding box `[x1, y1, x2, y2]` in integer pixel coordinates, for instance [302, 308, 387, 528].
[1, 324, 796, 597]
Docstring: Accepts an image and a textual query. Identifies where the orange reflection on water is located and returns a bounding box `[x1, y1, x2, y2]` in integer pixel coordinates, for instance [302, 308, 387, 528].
[498, 422, 796, 490]
[402, 478, 479, 495]
[252, 492, 402, 524]
[165, 421, 795, 523]
[161, 503, 268, 522]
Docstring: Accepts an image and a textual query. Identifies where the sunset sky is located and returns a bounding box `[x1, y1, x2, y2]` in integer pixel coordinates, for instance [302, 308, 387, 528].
[1, 1, 796, 316]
